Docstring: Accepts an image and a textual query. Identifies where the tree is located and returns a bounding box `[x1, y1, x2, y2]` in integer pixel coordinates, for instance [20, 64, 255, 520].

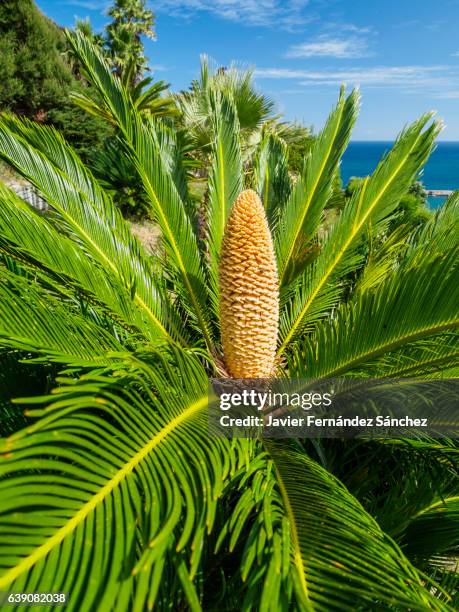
[177, 56, 277, 162]
[393, 180, 432, 230]
[0, 33, 457, 610]
[0, 1, 111, 159]
[106, 0, 156, 83]
[0, 0, 71, 117]
[345, 177, 432, 232]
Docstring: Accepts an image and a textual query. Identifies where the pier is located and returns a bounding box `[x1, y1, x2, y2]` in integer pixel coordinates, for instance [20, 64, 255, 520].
[426, 189, 454, 197]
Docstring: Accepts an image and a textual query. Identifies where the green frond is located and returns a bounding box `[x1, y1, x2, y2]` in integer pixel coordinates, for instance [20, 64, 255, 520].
[0, 26, 456, 611]
[207, 91, 243, 310]
[215, 449, 294, 610]
[399, 495, 459, 565]
[0, 269, 123, 367]
[275, 88, 359, 286]
[355, 225, 411, 294]
[132, 79, 177, 118]
[0, 184, 185, 345]
[252, 130, 291, 227]
[265, 440, 453, 611]
[151, 120, 192, 214]
[65, 32, 215, 351]
[278, 112, 442, 354]
[403, 190, 459, 266]
[70, 90, 117, 125]
[130, 118, 214, 349]
[66, 30, 134, 137]
[290, 249, 459, 378]
[0, 353, 242, 610]
[0, 120, 184, 345]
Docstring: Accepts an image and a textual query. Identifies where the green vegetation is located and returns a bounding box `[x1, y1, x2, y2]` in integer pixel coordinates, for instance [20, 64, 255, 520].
[177, 56, 313, 170]
[106, 0, 156, 82]
[0, 32, 457, 610]
[0, 0, 111, 159]
[346, 177, 432, 232]
[0, 0, 70, 117]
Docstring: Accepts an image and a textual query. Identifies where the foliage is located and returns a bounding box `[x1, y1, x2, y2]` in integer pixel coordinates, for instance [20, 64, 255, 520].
[176, 56, 307, 168]
[286, 123, 314, 174]
[65, 4, 175, 214]
[392, 181, 431, 230]
[0, 33, 457, 611]
[0, 0, 71, 116]
[0, 1, 110, 161]
[106, 0, 156, 83]
[345, 177, 432, 232]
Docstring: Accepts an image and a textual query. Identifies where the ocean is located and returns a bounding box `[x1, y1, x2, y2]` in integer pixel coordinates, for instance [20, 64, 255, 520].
[341, 141, 459, 208]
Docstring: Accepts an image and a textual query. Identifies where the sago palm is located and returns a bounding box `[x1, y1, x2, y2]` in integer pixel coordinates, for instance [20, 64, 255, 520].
[0, 32, 458, 611]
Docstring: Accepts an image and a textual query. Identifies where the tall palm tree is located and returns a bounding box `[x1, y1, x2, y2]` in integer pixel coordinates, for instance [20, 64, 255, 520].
[0, 32, 458, 611]
[106, 0, 156, 84]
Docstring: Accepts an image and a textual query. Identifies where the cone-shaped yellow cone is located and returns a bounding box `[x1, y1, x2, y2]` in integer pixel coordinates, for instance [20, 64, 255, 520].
[219, 190, 279, 378]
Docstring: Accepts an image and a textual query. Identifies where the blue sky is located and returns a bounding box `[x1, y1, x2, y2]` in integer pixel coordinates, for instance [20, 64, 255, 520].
[38, 0, 459, 140]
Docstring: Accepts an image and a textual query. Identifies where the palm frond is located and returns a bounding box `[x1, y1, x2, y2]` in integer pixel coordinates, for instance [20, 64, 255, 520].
[215, 449, 294, 610]
[0, 184, 185, 345]
[151, 120, 192, 215]
[0, 121, 182, 345]
[67, 31, 134, 136]
[252, 130, 291, 227]
[275, 88, 359, 286]
[131, 118, 214, 348]
[0, 352, 242, 610]
[265, 440, 453, 611]
[400, 496, 459, 565]
[0, 269, 123, 367]
[355, 225, 410, 294]
[278, 113, 442, 354]
[206, 91, 243, 310]
[290, 249, 459, 378]
[403, 190, 459, 265]
[66, 31, 215, 351]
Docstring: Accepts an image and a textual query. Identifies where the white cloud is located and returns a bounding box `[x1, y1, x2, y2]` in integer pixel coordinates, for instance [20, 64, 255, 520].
[286, 36, 369, 59]
[433, 90, 459, 99]
[154, 0, 312, 28]
[68, 0, 107, 9]
[150, 64, 170, 72]
[338, 24, 372, 34]
[254, 65, 459, 94]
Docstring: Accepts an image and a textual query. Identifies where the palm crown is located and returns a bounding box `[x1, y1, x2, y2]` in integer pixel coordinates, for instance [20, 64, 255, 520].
[0, 31, 458, 611]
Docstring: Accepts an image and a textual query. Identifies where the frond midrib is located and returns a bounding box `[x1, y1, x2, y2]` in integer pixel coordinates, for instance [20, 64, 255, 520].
[268, 450, 313, 611]
[278, 125, 426, 355]
[0, 128, 172, 344]
[140, 169, 214, 350]
[317, 320, 459, 379]
[377, 350, 459, 377]
[412, 495, 459, 520]
[0, 396, 208, 590]
[279, 98, 345, 284]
